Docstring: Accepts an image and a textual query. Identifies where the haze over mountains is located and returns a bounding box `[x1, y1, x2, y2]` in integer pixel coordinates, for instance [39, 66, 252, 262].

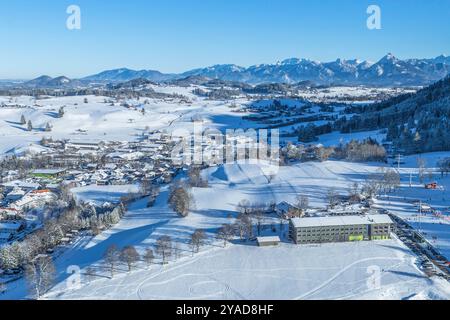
[24, 53, 450, 87]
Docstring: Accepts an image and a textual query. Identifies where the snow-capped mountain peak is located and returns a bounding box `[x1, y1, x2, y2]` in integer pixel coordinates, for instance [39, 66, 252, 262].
[82, 53, 450, 86]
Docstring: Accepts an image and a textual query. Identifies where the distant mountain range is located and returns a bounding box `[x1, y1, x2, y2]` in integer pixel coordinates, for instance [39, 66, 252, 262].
[24, 54, 450, 87]
[82, 68, 176, 83]
[24, 75, 82, 88]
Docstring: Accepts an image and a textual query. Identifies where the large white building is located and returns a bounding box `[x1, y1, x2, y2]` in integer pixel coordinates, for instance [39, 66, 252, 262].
[289, 214, 394, 244]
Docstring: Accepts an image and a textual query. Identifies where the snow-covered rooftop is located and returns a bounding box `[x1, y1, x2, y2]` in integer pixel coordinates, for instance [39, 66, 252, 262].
[290, 214, 393, 228]
[256, 236, 281, 243]
[33, 168, 66, 175]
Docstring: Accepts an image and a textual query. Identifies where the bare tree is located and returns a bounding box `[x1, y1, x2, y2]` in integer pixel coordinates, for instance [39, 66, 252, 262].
[155, 236, 172, 265]
[362, 173, 382, 198]
[348, 182, 361, 203]
[417, 158, 427, 183]
[24, 255, 56, 299]
[0, 282, 6, 295]
[438, 158, 450, 178]
[168, 184, 193, 217]
[252, 209, 265, 236]
[103, 244, 120, 278]
[58, 106, 65, 118]
[296, 195, 309, 211]
[217, 224, 234, 247]
[427, 168, 434, 181]
[85, 266, 96, 283]
[326, 188, 339, 209]
[383, 169, 401, 193]
[143, 248, 154, 268]
[267, 173, 276, 184]
[190, 229, 207, 254]
[237, 199, 251, 215]
[235, 213, 249, 241]
[120, 246, 140, 272]
[188, 166, 208, 187]
[173, 241, 181, 260]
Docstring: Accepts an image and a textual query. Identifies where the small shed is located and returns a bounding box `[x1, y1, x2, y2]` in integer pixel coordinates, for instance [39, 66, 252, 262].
[257, 236, 281, 247]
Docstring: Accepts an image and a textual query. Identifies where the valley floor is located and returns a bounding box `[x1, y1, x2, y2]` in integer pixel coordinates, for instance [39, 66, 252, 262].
[1, 92, 449, 300]
[47, 239, 449, 300]
[3, 160, 449, 300]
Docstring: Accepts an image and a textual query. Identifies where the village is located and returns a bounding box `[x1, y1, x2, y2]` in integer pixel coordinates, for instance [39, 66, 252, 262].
[0, 130, 182, 246]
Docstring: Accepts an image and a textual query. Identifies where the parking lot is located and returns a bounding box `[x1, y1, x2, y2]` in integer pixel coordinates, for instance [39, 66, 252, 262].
[389, 213, 450, 281]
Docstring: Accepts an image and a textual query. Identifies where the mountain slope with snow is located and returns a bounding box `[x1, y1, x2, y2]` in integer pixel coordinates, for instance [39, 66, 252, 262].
[83, 54, 450, 86]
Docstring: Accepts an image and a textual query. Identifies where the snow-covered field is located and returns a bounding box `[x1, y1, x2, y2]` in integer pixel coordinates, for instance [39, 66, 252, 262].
[45, 161, 450, 300]
[71, 184, 141, 206]
[1, 88, 449, 300]
[376, 153, 450, 259]
[3, 160, 449, 300]
[0, 93, 258, 156]
[46, 240, 449, 300]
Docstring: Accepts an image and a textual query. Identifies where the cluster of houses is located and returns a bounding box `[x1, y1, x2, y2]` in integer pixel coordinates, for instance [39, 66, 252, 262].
[0, 180, 58, 244]
[0, 131, 184, 245]
[38, 131, 182, 186]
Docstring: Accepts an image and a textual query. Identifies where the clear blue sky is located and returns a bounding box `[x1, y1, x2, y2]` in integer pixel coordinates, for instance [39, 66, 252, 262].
[0, 0, 449, 79]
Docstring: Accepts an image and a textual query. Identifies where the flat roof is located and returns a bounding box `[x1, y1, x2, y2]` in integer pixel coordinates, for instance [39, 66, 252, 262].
[291, 214, 393, 228]
[33, 169, 66, 174]
[257, 236, 281, 243]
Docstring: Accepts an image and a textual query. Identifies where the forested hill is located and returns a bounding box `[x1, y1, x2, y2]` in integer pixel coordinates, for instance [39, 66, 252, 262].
[336, 76, 450, 154]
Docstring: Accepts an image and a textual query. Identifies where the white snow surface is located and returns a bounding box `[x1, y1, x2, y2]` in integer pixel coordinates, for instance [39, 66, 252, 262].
[1, 90, 449, 300]
[3, 160, 447, 300]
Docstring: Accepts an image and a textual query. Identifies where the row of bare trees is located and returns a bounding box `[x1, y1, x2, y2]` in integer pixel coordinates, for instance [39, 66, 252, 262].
[438, 157, 450, 178]
[360, 168, 401, 198]
[102, 235, 178, 279]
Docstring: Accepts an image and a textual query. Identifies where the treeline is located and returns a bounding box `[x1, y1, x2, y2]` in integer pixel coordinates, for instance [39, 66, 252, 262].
[0, 201, 127, 273]
[0, 87, 186, 100]
[334, 76, 450, 154]
[192, 88, 240, 100]
[333, 139, 387, 162]
[282, 138, 387, 163]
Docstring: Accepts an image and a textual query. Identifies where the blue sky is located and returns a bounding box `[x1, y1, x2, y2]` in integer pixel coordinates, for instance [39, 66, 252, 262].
[0, 0, 449, 79]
